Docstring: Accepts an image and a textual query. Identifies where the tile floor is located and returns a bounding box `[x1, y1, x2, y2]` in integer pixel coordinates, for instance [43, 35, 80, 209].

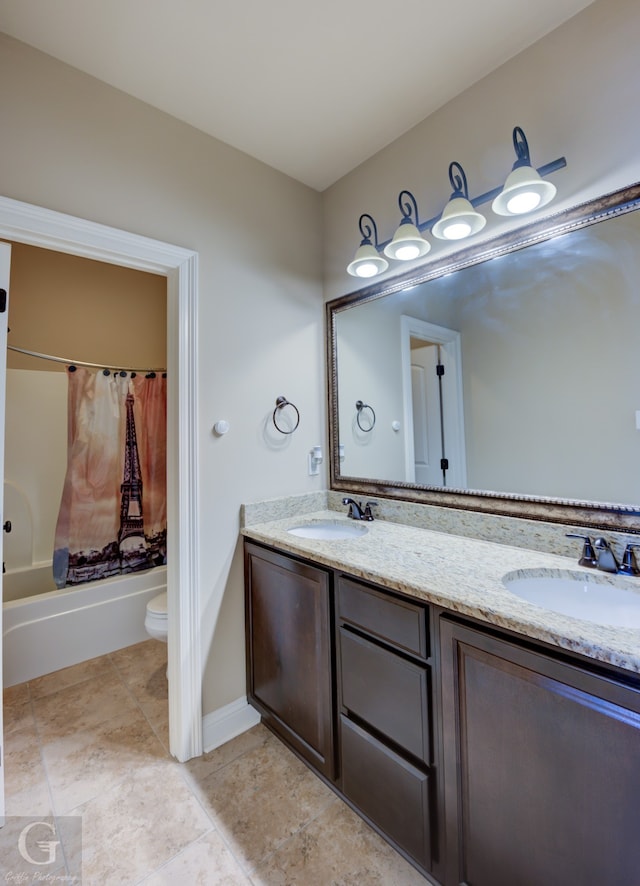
[2, 640, 426, 884]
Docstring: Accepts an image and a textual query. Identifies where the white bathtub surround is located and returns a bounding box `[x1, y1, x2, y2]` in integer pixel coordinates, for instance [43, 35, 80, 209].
[2, 561, 55, 603]
[3, 565, 167, 686]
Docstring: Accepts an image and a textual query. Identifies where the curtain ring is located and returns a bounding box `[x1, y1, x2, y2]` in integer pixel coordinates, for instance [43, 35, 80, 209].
[356, 400, 376, 432]
[273, 396, 300, 435]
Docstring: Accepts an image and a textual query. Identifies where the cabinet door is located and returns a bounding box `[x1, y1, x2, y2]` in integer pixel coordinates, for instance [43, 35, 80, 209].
[245, 543, 335, 779]
[441, 618, 640, 886]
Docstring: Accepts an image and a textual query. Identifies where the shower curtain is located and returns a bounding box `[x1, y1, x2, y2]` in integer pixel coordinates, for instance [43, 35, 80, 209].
[53, 367, 167, 588]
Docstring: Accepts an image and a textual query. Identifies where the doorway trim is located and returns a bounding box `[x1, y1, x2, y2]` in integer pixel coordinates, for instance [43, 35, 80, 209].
[400, 315, 467, 489]
[0, 195, 202, 762]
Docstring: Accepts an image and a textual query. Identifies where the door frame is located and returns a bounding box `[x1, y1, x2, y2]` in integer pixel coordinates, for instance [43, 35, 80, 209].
[400, 315, 467, 488]
[0, 241, 10, 818]
[0, 195, 202, 762]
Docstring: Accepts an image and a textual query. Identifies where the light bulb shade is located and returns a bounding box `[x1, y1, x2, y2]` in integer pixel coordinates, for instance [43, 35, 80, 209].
[492, 164, 557, 216]
[432, 196, 486, 241]
[383, 222, 431, 261]
[347, 242, 389, 278]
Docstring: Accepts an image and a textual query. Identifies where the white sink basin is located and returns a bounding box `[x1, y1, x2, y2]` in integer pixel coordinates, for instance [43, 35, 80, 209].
[286, 520, 369, 540]
[503, 569, 640, 628]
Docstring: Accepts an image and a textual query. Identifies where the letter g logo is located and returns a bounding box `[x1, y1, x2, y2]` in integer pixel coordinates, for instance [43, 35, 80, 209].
[18, 820, 60, 866]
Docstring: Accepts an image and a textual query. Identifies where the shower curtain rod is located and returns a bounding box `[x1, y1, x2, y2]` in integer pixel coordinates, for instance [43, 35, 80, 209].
[7, 344, 167, 374]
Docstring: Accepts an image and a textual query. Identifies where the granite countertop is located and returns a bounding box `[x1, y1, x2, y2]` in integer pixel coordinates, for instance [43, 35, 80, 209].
[242, 509, 640, 675]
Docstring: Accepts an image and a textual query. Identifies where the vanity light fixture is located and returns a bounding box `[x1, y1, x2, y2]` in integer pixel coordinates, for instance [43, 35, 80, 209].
[431, 162, 486, 241]
[346, 126, 566, 278]
[492, 126, 557, 216]
[383, 191, 431, 261]
[346, 214, 389, 278]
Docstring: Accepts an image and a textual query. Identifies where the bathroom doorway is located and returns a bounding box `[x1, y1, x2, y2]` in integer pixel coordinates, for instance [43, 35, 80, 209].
[0, 196, 201, 767]
[4, 242, 168, 682]
[400, 315, 468, 489]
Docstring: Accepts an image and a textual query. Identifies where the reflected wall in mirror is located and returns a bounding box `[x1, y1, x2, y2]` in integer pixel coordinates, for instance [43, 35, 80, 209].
[328, 183, 640, 530]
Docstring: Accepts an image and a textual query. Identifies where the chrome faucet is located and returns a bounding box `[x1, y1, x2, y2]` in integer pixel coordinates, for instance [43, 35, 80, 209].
[566, 534, 597, 568]
[594, 537, 619, 574]
[619, 543, 640, 576]
[342, 498, 377, 521]
[570, 534, 640, 576]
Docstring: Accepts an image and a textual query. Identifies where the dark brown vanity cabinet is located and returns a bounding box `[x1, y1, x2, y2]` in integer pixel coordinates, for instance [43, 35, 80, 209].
[244, 542, 336, 779]
[440, 617, 640, 886]
[336, 575, 436, 875]
[245, 538, 640, 885]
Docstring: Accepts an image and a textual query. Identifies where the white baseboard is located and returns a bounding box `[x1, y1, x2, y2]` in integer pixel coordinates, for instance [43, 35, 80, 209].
[202, 696, 261, 753]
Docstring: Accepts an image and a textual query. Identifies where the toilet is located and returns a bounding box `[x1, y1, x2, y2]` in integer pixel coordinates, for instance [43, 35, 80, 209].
[144, 591, 168, 642]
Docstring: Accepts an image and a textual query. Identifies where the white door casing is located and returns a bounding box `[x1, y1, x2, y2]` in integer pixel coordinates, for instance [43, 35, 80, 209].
[0, 240, 11, 821]
[0, 197, 202, 763]
[401, 315, 468, 489]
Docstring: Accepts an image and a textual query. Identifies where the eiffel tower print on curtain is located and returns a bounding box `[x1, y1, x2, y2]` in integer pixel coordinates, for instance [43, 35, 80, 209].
[53, 368, 167, 588]
[119, 391, 151, 572]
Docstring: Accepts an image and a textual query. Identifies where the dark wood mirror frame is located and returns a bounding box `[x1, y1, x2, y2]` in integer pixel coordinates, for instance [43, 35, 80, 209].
[327, 182, 640, 533]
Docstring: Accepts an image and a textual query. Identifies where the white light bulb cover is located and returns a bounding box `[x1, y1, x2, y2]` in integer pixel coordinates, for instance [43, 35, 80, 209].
[432, 196, 486, 241]
[347, 242, 389, 278]
[383, 222, 431, 261]
[492, 165, 557, 216]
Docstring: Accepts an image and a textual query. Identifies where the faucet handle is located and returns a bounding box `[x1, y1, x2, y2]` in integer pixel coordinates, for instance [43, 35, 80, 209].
[619, 543, 640, 576]
[363, 501, 378, 521]
[566, 533, 597, 568]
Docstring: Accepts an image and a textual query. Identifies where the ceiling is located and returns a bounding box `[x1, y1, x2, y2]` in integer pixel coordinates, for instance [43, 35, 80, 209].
[0, 0, 596, 191]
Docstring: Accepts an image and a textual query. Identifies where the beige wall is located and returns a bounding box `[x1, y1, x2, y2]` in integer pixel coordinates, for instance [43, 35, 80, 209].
[323, 0, 640, 302]
[0, 33, 324, 717]
[5, 242, 166, 371]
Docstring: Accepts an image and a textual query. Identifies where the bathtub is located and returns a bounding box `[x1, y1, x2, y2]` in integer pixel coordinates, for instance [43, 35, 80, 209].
[3, 563, 167, 687]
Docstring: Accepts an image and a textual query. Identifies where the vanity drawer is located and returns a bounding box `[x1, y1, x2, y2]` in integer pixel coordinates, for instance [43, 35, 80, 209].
[341, 715, 432, 871]
[337, 576, 429, 658]
[339, 627, 431, 763]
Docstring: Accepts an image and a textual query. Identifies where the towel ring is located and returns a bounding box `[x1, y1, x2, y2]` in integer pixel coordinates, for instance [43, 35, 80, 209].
[273, 396, 300, 435]
[356, 400, 376, 432]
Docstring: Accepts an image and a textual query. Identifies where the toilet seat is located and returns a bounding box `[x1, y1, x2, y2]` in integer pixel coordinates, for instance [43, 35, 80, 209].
[144, 591, 168, 642]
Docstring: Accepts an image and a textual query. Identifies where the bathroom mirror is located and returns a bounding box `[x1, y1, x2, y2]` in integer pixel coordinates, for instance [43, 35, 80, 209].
[328, 182, 640, 531]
